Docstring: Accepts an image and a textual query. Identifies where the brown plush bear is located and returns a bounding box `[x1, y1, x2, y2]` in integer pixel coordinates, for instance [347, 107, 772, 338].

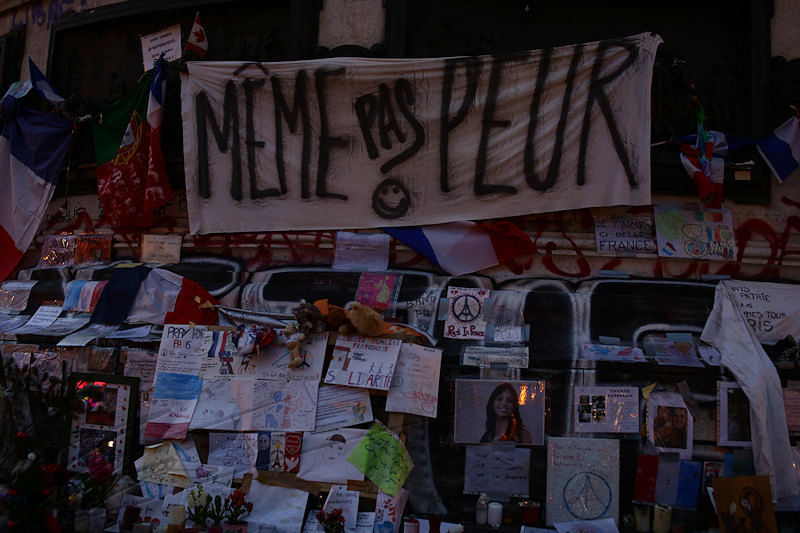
[346, 301, 385, 337]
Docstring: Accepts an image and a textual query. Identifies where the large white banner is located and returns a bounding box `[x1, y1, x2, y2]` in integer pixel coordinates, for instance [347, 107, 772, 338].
[181, 33, 662, 234]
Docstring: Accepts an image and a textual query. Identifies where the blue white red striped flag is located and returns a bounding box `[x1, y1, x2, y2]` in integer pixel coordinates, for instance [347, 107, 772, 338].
[757, 108, 800, 183]
[0, 96, 72, 281]
[383, 221, 535, 275]
[28, 58, 64, 107]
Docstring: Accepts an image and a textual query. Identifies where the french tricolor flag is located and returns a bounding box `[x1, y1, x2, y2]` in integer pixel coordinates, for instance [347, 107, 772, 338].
[383, 221, 535, 275]
[0, 96, 72, 281]
[757, 108, 800, 183]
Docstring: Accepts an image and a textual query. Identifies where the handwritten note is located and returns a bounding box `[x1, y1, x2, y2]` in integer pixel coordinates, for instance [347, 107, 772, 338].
[140, 234, 183, 264]
[546, 437, 619, 526]
[385, 343, 442, 417]
[245, 481, 309, 533]
[594, 215, 655, 256]
[324, 485, 360, 527]
[325, 335, 401, 391]
[208, 432, 258, 479]
[464, 445, 530, 497]
[10, 305, 62, 334]
[725, 280, 800, 343]
[137, 441, 190, 487]
[347, 422, 413, 497]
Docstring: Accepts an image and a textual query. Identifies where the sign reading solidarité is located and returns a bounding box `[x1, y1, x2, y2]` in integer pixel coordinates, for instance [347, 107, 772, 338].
[181, 33, 662, 233]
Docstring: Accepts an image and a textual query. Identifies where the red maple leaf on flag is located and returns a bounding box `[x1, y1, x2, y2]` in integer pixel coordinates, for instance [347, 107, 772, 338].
[193, 28, 206, 43]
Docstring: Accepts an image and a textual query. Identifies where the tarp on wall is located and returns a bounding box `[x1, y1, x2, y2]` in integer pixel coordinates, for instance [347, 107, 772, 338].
[181, 33, 662, 234]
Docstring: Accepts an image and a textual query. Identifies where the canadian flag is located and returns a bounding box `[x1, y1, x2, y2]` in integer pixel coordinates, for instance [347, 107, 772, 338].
[184, 12, 208, 58]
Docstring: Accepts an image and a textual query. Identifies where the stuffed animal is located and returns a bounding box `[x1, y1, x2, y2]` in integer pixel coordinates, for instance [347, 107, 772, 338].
[283, 322, 305, 368]
[346, 301, 385, 337]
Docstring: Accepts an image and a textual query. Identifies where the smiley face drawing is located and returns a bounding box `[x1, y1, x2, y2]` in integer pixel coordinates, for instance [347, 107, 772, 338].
[372, 178, 411, 219]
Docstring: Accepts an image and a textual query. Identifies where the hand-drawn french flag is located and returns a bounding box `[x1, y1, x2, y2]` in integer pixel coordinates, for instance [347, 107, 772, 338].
[184, 12, 208, 59]
[28, 58, 64, 107]
[757, 108, 800, 183]
[383, 221, 535, 276]
[0, 96, 72, 281]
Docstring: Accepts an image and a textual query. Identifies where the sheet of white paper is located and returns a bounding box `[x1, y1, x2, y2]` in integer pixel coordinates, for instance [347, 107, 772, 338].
[9, 305, 62, 334]
[386, 343, 442, 417]
[304, 511, 376, 533]
[553, 518, 620, 533]
[332, 231, 390, 271]
[244, 480, 310, 533]
[462, 345, 529, 368]
[574, 386, 639, 433]
[140, 233, 183, 264]
[297, 428, 367, 483]
[57, 323, 119, 346]
[257, 332, 327, 382]
[107, 324, 153, 339]
[464, 445, 531, 497]
[314, 385, 374, 433]
[36, 315, 91, 336]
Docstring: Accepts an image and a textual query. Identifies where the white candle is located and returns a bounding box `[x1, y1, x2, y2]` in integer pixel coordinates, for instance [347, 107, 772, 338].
[487, 502, 503, 527]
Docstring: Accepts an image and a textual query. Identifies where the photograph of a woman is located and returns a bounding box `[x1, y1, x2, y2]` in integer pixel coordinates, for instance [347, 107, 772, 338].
[480, 383, 534, 444]
[648, 392, 693, 459]
[454, 380, 545, 445]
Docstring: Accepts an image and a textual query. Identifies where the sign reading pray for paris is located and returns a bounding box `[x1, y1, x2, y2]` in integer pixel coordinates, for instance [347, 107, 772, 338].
[181, 33, 661, 233]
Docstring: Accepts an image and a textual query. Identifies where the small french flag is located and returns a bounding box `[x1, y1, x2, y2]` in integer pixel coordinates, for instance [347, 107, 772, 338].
[383, 221, 535, 276]
[28, 58, 64, 107]
[757, 108, 800, 183]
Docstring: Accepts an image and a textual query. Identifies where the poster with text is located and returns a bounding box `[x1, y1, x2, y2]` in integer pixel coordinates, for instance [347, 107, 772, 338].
[574, 386, 639, 433]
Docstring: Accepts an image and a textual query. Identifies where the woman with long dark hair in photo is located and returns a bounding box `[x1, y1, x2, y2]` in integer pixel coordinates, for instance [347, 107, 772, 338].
[480, 382, 533, 444]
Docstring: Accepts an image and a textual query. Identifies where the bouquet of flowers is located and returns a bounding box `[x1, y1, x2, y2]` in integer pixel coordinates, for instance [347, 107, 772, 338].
[78, 449, 118, 510]
[186, 485, 211, 527]
[224, 488, 253, 525]
[316, 508, 346, 533]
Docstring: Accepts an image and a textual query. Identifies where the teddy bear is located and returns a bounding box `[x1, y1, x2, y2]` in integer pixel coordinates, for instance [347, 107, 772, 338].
[344, 301, 385, 337]
[283, 302, 327, 368]
[283, 321, 305, 368]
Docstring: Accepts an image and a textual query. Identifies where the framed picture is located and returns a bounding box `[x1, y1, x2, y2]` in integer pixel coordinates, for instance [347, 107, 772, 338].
[648, 392, 693, 460]
[454, 379, 545, 445]
[717, 381, 752, 447]
[67, 373, 138, 475]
